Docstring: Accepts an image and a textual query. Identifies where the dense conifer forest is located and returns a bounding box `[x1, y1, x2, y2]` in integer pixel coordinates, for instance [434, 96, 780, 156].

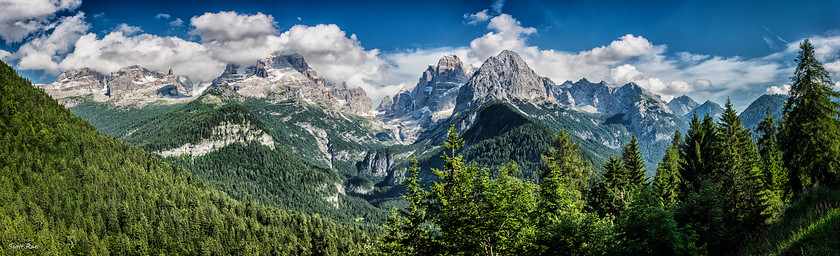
[0, 60, 372, 255]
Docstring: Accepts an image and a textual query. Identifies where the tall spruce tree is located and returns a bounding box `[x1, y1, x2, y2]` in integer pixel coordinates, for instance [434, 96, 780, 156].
[380, 159, 433, 255]
[756, 108, 789, 203]
[680, 113, 720, 198]
[427, 125, 538, 255]
[780, 38, 840, 193]
[540, 131, 593, 202]
[653, 130, 683, 208]
[622, 135, 647, 187]
[591, 156, 629, 218]
[538, 131, 610, 255]
[717, 98, 770, 228]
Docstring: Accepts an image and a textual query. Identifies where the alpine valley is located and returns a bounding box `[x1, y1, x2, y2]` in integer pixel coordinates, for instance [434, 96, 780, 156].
[35, 49, 787, 226]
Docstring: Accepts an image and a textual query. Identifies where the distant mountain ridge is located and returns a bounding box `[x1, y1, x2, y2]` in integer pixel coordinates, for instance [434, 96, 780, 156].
[39, 65, 194, 107]
[668, 95, 700, 116]
[687, 100, 725, 120]
[740, 94, 788, 130]
[212, 52, 374, 116]
[377, 55, 469, 143]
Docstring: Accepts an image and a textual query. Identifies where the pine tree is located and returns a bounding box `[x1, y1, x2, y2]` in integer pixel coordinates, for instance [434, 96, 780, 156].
[756, 108, 789, 204]
[780, 38, 840, 193]
[540, 130, 593, 197]
[538, 131, 610, 255]
[622, 134, 647, 187]
[379, 158, 432, 255]
[617, 187, 702, 255]
[428, 125, 538, 255]
[717, 98, 770, 228]
[591, 156, 629, 218]
[653, 130, 683, 208]
[680, 113, 720, 198]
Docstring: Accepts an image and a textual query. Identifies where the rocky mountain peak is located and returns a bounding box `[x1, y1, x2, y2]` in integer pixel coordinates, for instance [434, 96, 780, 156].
[667, 95, 699, 116]
[687, 100, 724, 119]
[454, 50, 554, 112]
[211, 52, 373, 116]
[40, 65, 194, 107]
[376, 54, 469, 143]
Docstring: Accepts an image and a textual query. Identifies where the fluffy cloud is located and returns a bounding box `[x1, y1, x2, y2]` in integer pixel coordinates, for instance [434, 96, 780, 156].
[0, 49, 10, 61]
[469, 14, 536, 61]
[14, 12, 88, 73]
[169, 18, 184, 27]
[607, 64, 712, 101]
[115, 23, 141, 35]
[766, 84, 791, 95]
[0, 0, 81, 43]
[518, 34, 655, 84]
[189, 11, 276, 42]
[276, 24, 391, 100]
[379, 47, 472, 96]
[59, 31, 224, 81]
[464, 10, 490, 25]
[155, 13, 170, 20]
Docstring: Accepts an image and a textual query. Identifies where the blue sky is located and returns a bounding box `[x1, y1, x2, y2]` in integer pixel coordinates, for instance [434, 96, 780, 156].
[2, 0, 840, 110]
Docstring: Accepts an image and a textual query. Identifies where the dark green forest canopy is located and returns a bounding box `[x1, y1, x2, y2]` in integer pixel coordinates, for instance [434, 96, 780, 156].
[0, 60, 372, 255]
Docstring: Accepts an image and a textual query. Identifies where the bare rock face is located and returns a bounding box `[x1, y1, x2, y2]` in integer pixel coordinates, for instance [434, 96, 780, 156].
[107, 65, 193, 99]
[622, 90, 679, 141]
[356, 150, 393, 177]
[378, 54, 468, 118]
[39, 65, 194, 107]
[412, 55, 468, 113]
[376, 54, 469, 143]
[50, 68, 107, 92]
[454, 50, 554, 113]
[667, 95, 700, 116]
[212, 52, 373, 116]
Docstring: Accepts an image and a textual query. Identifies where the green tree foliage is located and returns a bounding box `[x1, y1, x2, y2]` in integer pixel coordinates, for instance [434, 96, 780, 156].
[427, 125, 538, 255]
[680, 113, 720, 198]
[755, 108, 787, 217]
[378, 159, 433, 255]
[781, 38, 840, 192]
[675, 181, 741, 255]
[540, 131, 593, 203]
[622, 135, 647, 187]
[653, 130, 683, 208]
[717, 98, 771, 228]
[0, 60, 371, 255]
[616, 187, 702, 255]
[591, 156, 629, 218]
[537, 131, 611, 255]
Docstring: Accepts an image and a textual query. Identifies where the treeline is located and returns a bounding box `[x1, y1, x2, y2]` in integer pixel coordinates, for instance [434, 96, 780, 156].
[0, 60, 372, 255]
[377, 39, 840, 255]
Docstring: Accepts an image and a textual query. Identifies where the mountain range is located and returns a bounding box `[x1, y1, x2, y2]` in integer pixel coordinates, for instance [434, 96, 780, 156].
[38, 49, 789, 224]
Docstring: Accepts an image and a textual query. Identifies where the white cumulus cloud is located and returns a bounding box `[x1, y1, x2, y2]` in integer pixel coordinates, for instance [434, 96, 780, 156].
[115, 23, 142, 35]
[190, 11, 276, 42]
[276, 24, 389, 99]
[766, 84, 791, 95]
[464, 10, 490, 25]
[59, 31, 224, 82]
[469, 14, 536, 61]
[0, 49, 9, 60]
[169, 18, 184, 27]
[13, 12, 88, 73]
[0, 0, 81, 43]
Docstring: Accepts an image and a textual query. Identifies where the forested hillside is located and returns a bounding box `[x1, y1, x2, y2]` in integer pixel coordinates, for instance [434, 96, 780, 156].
[0, 60, 372, 255]
[70, 85, 394, 227]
